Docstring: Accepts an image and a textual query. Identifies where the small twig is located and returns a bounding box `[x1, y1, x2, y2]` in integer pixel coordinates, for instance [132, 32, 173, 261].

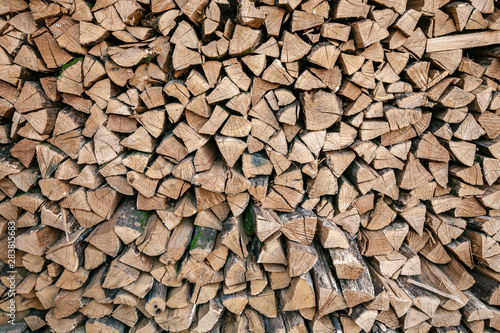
[62, 207, 70, 242]
[407, 278, 461, 302]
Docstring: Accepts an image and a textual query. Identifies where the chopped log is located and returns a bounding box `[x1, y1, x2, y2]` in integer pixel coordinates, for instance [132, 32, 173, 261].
[317, 217, 349, 249]
[113, 197, 149, 245]
[420, 258, 469, 310]
[102, 258, 140, 289]
[311, 242, 347, 316]
[285, 239, 317, 277]
[339, 266, 375, 308]
[461, 289, 493, 322]
[369, 263, 412, 318]
[371, 251, 406, 279]
[280, 208, 317, 245]
[144, 280, 167, 316]
[4, 1, 500, 331]
[329, 232, 365, 279]
[45, 228, 89, 272]
[399, 275, 441, 317]
[280, 272, 316, 311]
[160, 218, 194, 265]
[16, 225, 62, 257]
[358, 228, 393, 256]
[426, 30, 500, 52]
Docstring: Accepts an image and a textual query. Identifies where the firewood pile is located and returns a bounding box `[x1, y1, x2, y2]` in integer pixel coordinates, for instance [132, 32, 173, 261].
[2, 0, 500, 331]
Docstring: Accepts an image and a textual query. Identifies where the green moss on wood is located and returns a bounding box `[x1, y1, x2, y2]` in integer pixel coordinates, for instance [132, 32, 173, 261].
[59, 57, 83, 75]
[190, 226, 217, 250]
[244, 205, 255, 237]
[136, 210, 149, 232]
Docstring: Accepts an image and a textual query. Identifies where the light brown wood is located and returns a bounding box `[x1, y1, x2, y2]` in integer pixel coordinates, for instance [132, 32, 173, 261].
[426, 30, 500, 52]
[4, 2, 500, 332]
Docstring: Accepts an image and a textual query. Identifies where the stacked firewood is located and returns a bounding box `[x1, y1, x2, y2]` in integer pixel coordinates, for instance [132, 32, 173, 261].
[1, 0, 500, 332]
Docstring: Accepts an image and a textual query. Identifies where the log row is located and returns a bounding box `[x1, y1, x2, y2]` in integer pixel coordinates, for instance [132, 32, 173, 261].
[1, 0, 500, 332]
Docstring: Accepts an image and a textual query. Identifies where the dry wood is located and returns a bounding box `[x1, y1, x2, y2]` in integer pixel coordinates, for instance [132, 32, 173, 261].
[426, 30, 500, 52]
[2, 0, 500, 332]
[329, 232, 365, 279]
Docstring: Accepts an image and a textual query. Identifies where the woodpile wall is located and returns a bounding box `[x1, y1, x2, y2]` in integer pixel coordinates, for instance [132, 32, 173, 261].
[1, 0, 500, 332]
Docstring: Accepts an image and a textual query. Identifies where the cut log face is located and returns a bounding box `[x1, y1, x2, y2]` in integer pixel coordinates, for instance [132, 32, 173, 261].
[4, 0, 500, 331]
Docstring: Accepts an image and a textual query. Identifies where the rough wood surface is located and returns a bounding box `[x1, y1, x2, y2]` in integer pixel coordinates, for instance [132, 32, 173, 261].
[1, 0, 500, 331]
